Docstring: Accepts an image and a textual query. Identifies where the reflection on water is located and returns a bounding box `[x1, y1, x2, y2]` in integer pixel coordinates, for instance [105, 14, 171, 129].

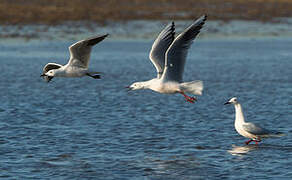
[228, 143, 292, 156]
[228, 144, 258, 156]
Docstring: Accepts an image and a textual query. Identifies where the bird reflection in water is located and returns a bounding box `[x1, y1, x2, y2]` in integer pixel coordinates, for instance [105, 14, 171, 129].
[228, 144, 258, 156]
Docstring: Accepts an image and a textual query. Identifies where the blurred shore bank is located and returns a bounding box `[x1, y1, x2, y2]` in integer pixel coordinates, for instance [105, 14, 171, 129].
[1, 0, 292, 41]
[1, 19, 292, 41]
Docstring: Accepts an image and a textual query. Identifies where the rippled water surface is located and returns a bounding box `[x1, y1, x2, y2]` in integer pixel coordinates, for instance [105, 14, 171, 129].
[0, 38, 292, 179]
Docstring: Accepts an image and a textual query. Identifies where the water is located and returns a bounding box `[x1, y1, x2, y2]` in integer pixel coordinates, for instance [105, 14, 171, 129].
[0, 38, 291, 179]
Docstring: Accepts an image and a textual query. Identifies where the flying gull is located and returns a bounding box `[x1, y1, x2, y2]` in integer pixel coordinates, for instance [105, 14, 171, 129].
[224, 97, 284, 145]
[127, 15, 207, 103]
[41, 34, 108, 82]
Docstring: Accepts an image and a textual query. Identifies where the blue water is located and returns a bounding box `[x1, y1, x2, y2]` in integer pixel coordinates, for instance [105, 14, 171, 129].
[0, 38, 292, 179]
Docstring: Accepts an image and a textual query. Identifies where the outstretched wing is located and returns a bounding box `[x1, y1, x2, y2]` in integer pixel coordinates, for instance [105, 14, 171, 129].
[68, 34, 108, 68]
[149, 22, 175, 78]
[161, 15, 207, 82]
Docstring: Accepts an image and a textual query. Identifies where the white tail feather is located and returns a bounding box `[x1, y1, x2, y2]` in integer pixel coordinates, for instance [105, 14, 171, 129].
[180, 80, 203, 95]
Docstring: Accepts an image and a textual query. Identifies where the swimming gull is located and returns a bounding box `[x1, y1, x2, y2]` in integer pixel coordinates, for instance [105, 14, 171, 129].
[224, 97, 284, 145]
[127, 15, 207, 103]
[41, 34, 108, 82]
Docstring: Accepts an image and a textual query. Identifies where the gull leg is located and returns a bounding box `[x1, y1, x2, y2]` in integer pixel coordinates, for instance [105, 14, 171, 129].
[179, 92, 196, 103]
[254, 139, 261, 145]
[245, 139, 253, 145]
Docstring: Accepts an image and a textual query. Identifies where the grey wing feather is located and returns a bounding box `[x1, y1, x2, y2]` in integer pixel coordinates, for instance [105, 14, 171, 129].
[149, 22, 175, 78]
[68, 34, 108, 68]
[162, 15, 207, 82]
[243, 123, 271, 135]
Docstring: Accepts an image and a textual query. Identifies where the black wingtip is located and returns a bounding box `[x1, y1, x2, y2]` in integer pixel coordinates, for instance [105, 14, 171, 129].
[86, 73, 101, 79]
[171, 21, 175, 30]
[87, 34, 109, 46]
[180, 14, 208, 41]
[196, 14, 207, 29]
[99, 33, 109, 40]
[170, 21, 175, 40]
[199, 14, 207, 22]
[92, 74, 101, 79]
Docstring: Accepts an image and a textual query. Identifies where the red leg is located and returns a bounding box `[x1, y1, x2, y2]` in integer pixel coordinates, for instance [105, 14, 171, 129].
[254, 139, 261, 145]
[179, 92, 197, 103]
[245, 139, 252, 145]
[246, 139, 260, 145]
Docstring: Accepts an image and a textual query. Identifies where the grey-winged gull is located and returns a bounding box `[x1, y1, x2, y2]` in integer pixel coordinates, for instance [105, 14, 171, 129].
[224, 97, 284, 145]
[41, 34, 108, 82]
[126, 15, 207, 103]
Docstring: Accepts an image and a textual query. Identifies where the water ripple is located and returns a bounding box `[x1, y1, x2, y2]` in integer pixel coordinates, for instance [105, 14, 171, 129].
[0, 39, 291, 179]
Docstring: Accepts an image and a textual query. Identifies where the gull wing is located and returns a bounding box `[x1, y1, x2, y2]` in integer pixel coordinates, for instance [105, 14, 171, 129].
[149, 22, 175, 78]
[68, 34, 108, 68]
[243, 123, 271, 136]
[161, 15, 207, 82]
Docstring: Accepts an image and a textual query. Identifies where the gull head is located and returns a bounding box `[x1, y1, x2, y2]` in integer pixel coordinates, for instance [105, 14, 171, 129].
[40, 70, 56, 82]
[126, 82, 145, 91]
[224, 97, 238, 105]
[46, 70, 56, 77]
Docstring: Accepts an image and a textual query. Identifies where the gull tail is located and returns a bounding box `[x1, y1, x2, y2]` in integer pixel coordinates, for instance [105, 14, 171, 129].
[180, 80, 203, 95]
[268, 131, 285, 138]
[262, 131, 285, 138]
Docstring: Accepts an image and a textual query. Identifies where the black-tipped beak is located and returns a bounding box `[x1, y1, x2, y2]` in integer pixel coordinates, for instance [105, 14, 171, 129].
[224, 102, 230, 105]
[40, 74, 46, 77]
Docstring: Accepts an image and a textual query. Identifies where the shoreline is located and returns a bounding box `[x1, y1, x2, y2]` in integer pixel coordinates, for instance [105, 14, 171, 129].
[1, 19, 292, 42]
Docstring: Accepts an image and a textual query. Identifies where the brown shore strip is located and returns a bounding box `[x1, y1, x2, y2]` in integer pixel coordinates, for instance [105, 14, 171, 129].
[0, 0, 292, 25]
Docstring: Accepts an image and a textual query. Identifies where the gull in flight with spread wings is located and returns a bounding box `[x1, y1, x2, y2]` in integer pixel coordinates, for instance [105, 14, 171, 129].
[224, 97, 284, 145]
[126, 15, 206, 103]
[41, 34, 108, 82]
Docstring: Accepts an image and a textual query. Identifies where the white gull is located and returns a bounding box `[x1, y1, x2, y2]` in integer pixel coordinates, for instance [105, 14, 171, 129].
[224, 97, 284, 145]
[127, 15, 207, 103]
[41, 34, 108, 82]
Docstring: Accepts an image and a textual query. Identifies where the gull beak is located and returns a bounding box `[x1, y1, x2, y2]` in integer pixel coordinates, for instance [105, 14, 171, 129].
[46, 76, 54, 82]
[224, 101, 230, 105]
[40, 74, 53, 83]
[125, 86, 133, 91]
